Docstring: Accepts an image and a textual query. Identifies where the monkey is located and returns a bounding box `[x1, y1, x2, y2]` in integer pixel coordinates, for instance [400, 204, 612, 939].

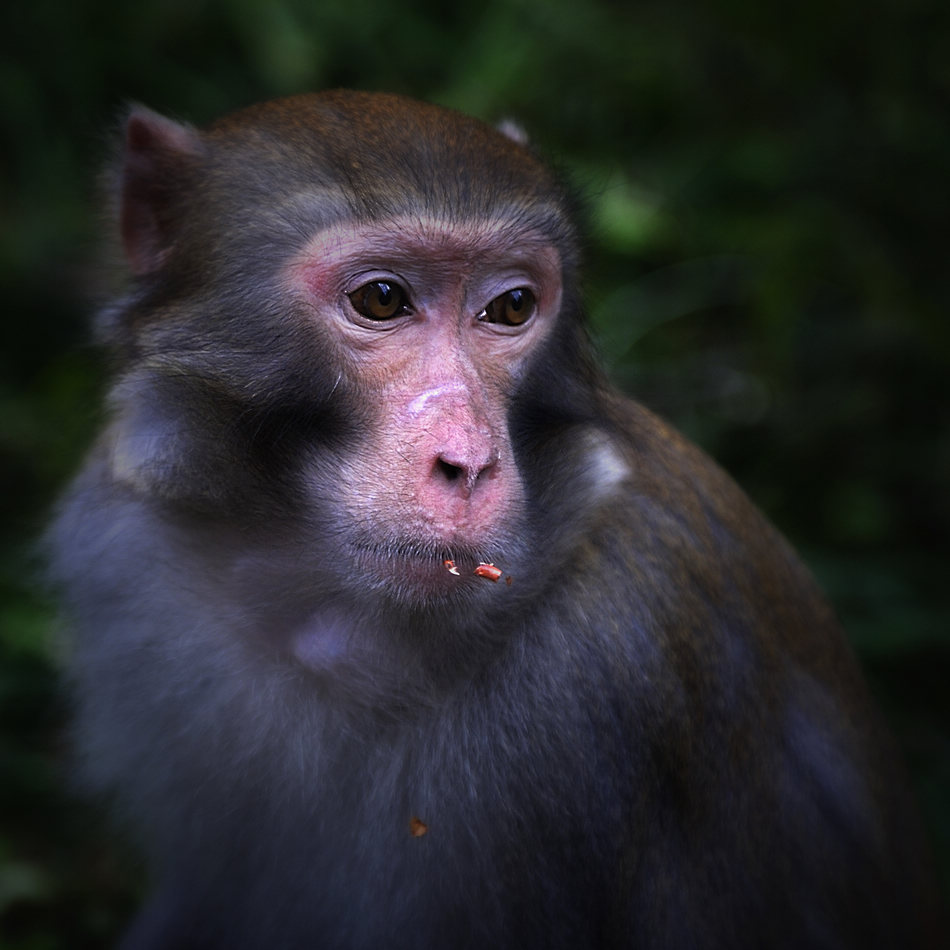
[47, 90, 943, 949]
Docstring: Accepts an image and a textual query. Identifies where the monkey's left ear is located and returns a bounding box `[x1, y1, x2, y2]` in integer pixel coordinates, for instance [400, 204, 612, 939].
[496, 119, 529, 147]
[119, 106, 206, 277]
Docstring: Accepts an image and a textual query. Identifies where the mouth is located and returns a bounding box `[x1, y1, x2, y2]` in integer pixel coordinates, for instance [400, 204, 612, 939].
[350, 538, 508, 600]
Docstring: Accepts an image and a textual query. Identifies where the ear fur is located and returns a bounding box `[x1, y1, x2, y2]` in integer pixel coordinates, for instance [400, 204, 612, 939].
[119, 106, 205, 276]
[496, 118, 529, 147]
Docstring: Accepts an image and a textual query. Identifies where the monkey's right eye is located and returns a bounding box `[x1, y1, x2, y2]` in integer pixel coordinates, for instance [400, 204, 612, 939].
[347, 281, 411, 321]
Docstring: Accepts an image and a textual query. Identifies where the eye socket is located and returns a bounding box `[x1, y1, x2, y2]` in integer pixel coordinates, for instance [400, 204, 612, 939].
[477, 288, 536, 327]
[347, 281, 411, 321]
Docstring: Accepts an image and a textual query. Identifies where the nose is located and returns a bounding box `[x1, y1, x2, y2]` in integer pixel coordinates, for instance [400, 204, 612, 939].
[431, 447, 498, 499]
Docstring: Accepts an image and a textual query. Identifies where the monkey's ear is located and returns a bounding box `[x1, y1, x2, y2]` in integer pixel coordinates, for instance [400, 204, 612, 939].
[496, 119, 529, 147]
[119, 106, 205, 277]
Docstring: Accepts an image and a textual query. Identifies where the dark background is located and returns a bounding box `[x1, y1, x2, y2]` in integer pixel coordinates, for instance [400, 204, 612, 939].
[2, 0, 948, 945]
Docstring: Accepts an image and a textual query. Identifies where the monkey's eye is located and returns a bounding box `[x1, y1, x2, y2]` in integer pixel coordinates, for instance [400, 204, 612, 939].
[348, 281, 411, 321]
[477, 288, 536, 327]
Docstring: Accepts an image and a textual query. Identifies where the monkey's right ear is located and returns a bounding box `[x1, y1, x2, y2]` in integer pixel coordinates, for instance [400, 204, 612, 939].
[119, 106, 205, 277]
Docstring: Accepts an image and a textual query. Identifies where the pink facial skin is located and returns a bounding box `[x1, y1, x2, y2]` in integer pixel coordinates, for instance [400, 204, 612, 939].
[285, 216, 563, 596]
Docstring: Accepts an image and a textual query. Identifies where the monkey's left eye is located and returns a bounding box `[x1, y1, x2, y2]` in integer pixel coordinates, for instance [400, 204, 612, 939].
[477, 288, 536, 327]
[348, 281, 411, 321]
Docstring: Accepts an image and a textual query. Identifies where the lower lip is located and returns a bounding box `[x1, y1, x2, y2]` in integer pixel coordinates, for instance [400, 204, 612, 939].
[354, 546, 478, 598]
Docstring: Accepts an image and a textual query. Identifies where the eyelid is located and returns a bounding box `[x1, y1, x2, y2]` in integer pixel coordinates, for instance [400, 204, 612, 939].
[479, 272, 542, 302]
[342, 270, 411, 297]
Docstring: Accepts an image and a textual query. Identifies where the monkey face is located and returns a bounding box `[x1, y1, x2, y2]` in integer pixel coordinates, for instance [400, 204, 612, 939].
[284, 216, 563, 600]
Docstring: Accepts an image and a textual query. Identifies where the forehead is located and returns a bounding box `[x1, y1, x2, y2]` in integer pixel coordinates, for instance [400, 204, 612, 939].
[208, 92, 575, 246]
[316, 214, 562, 262]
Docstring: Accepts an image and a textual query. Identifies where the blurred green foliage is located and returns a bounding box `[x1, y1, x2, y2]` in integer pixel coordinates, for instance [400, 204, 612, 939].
[2, 0, 948, 944]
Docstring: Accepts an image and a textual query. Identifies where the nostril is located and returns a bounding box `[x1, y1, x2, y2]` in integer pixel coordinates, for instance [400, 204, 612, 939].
[432, 451, 498, 497]
[435, 458, 464, 482]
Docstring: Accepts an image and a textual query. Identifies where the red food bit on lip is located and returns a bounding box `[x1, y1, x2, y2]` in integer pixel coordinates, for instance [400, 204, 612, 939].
[473, 563, 503, 582]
